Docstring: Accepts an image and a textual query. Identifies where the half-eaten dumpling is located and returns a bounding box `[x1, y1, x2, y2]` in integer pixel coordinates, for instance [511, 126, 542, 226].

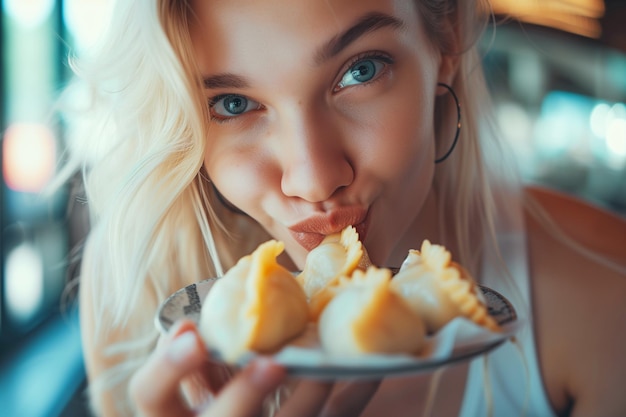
[318, 267, 426, 356]
[390, 240, 500, 334]
[296, 226, 367, 319]
[199, 240, 309, 362]
[296, 225, 364, 297]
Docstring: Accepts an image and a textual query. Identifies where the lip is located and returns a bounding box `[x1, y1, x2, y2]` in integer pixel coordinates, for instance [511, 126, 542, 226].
[288, 207, 370, 251]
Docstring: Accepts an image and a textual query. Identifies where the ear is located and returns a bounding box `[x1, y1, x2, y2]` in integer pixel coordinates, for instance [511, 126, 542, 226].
[435, 13, 463, 95]
[436, 52, 461, 94]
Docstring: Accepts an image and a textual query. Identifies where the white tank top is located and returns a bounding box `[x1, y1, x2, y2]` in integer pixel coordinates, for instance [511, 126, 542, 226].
[459, 227, 557, 417]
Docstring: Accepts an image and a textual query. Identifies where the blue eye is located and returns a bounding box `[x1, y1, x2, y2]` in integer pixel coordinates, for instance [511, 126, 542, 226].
[210, 94, 261, 120]
[336, 57, 388, 90]
[351, 60, 377, 82]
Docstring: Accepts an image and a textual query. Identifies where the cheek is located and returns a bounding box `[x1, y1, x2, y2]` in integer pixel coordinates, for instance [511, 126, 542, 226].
[348, 84, 436, 181]
[377, 91, 436, 208]
[344, 83, 436, 262]
[366, 98, 435, 207]
[203, 141, 275, 216]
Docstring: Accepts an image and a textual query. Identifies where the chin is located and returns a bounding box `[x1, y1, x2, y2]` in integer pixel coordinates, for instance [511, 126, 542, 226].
[364, 232, 407, 268]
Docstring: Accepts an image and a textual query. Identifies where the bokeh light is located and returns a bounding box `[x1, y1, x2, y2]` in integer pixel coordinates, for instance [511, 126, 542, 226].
[62, 0, 113, 52]
[606, 118, 626, 161]
[2, 123, 57, 193]
[590, 103, 611, 138]
[589, 102, 626, 168]
[4, 243, 45, 324]
[3, 0, 55, 29]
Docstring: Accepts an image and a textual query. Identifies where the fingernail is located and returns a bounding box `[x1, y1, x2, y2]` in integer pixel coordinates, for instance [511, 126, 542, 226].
[167, 331, 198, 363]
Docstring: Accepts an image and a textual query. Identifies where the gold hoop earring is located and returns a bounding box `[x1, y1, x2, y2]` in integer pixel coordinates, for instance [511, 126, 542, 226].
[435, 82, 461, 164]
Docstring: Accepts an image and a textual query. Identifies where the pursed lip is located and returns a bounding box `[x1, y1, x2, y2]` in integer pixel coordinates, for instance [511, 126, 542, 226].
[288, 206, 370, 251]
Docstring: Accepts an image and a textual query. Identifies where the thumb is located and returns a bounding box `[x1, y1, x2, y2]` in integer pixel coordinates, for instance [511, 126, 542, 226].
[130, 323, 207, 417]
[203, 357, 287, 417]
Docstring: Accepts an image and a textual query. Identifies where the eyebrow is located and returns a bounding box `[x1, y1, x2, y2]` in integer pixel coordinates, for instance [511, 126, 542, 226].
[314, 12, 405, 65]
[203, 73, 249, 89]
[202, 12, 404, 90]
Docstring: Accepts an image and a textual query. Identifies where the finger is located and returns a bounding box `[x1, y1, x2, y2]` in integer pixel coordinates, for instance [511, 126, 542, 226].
[166, 321, 234, 395]
[204, 357, 287, 417]
[183, 360, 234, 400]
[161, 321, 233, 409]
[130, 321, 207, 417]
[276, 380, 334, 417]
[320, 380, 381, 417]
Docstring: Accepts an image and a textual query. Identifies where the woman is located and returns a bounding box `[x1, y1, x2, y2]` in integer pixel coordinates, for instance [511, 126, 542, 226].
[59, 0, 626, 416]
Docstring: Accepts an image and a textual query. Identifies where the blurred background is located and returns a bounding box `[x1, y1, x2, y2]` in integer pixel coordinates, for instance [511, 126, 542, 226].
[0, 0, 624, 416]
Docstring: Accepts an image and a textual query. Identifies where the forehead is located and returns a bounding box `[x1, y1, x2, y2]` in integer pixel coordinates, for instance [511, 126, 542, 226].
[188, 0, 420, 73]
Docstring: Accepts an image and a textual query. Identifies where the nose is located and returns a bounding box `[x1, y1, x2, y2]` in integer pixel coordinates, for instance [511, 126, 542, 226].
[279, 107, 354, 202]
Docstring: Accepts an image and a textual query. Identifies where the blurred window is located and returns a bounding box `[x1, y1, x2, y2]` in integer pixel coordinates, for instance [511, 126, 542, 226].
[0, 0, 111, 353]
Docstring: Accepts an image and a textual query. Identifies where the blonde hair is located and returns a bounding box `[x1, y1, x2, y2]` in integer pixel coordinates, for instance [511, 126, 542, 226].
[415, 0, 523, 274]
[58, 0, 522, 414]
[58, 0, 230, 413]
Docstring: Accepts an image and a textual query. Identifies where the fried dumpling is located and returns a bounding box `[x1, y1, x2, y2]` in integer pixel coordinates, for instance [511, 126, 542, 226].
[296, 226, 367, 319]
[199, 240, 309, 362]
[390, 240, 500, 334]
[318, 267, 426, 356]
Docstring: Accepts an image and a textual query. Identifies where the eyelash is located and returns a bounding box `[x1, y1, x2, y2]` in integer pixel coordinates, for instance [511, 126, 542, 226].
[333, 51, 394, 92]
[208, 94, 260, 124]
[207, 50, 394, 123]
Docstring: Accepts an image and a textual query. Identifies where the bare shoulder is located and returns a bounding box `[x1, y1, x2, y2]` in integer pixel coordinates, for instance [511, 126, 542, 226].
[523, 185, 626, 416]
[525, 185, 626, 263]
